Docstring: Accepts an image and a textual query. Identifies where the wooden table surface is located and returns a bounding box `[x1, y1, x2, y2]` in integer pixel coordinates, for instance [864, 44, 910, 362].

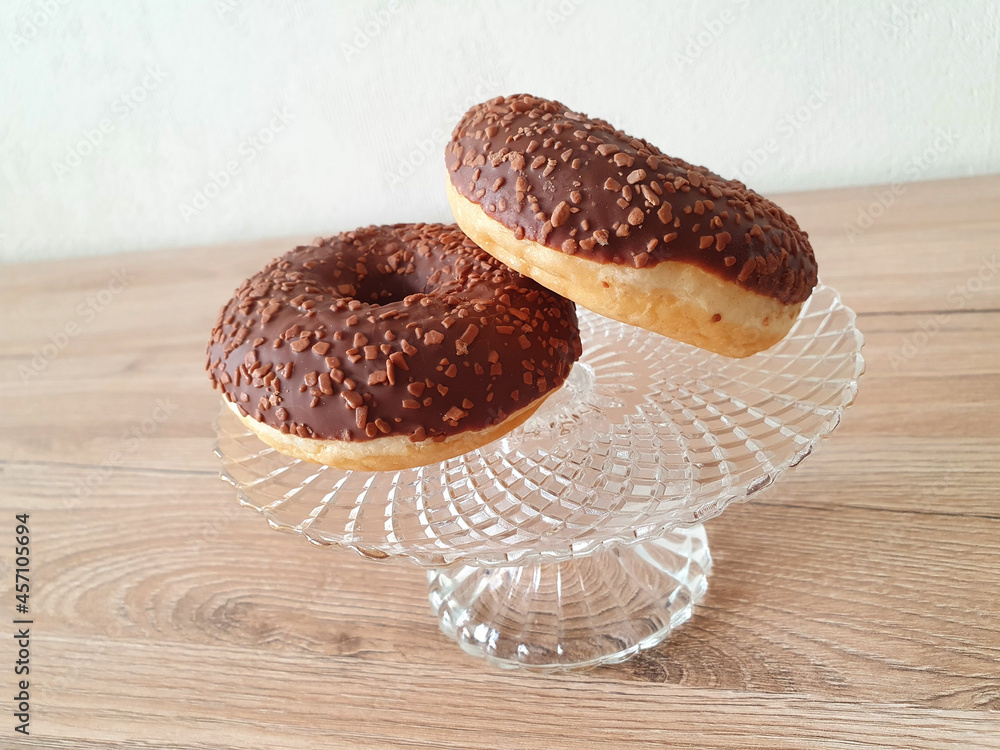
[2, 175, 999, 749]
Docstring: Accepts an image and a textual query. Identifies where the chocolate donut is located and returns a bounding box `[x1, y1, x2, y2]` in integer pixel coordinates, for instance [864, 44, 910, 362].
[207, 223, 582, 471]
[445, 94, 818, 357]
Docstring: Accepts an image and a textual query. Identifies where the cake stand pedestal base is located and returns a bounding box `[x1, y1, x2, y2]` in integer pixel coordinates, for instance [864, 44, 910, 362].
[428, 524, 711, 671]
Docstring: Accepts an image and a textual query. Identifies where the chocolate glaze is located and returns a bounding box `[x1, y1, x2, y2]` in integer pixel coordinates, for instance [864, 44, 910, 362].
[207, 224, 582, 443]
[447, 94, 817, 305]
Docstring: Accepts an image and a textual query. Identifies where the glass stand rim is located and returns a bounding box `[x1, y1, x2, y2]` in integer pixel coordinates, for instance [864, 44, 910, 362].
[215, 282, 863, 569]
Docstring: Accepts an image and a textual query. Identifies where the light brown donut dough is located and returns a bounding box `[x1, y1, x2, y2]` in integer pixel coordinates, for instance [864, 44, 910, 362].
[447, 178, 801, 358]
[225, 392, 551, 472]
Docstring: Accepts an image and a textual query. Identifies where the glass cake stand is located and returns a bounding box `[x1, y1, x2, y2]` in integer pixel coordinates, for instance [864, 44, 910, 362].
[214, 284, 864, 671]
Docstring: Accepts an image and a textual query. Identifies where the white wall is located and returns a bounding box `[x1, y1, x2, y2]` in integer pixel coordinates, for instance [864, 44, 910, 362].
[1, 0, 997, 263]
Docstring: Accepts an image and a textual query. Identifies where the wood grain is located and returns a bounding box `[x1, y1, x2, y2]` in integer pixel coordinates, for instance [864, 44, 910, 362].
[1, 175, 999, 749]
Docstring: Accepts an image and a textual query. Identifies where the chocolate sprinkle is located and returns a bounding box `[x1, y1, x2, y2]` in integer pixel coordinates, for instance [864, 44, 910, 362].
[207, 223, 582, 444]
[447, 94, 817, 304]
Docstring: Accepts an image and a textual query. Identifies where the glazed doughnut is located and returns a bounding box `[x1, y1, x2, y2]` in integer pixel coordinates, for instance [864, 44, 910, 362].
[206, 223, 581, 471]
[445, 94, 818, 358]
